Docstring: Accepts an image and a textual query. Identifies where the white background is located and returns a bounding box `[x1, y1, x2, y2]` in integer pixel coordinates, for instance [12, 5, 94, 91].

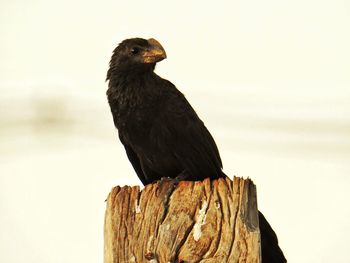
[1, 0, 349, 262]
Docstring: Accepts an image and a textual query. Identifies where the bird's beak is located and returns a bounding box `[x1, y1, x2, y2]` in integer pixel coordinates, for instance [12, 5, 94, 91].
[142, 38, 167, 64]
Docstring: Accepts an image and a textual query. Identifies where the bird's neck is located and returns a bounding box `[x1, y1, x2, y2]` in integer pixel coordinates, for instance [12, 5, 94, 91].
[107, 69, 162, 131]
[108, 67, 157, 89]
[107, 68, 162, 110]
[107, 63, 156, 83]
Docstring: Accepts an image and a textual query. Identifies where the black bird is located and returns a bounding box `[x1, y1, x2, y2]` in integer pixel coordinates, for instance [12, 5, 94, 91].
[106, 37, 286, 262]
[106, 38, 222, 185]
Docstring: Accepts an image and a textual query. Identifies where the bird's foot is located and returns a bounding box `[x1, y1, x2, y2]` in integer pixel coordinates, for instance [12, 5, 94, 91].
[159, 170, 189, 186]
[174, 170, 190, 182]
[156, 177, 177, 197]
[157, 171, 190, 195]
[159, 176, 178, 186]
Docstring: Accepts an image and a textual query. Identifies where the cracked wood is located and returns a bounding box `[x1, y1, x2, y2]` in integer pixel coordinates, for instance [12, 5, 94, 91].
[104, 177, 261, 263]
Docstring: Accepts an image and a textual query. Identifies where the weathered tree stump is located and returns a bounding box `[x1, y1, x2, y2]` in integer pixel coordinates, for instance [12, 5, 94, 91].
[104, 177, 261, 263]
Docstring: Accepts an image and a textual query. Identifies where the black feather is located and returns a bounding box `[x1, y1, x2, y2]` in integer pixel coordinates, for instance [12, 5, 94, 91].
[106, 37, 286, 262]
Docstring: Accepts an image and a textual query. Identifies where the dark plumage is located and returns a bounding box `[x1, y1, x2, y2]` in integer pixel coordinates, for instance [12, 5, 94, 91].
[106, 37, 286, 262]
[106, 38, 222, 185]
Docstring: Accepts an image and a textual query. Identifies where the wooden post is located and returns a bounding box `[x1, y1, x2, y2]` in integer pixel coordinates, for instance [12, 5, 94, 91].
[104, 177, 261, 263]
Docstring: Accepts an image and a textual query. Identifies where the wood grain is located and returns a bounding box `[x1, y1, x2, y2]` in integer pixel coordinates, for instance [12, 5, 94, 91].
[104, 177, 261, 263]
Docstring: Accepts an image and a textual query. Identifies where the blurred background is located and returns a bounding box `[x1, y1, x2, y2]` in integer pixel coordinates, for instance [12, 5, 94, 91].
[0, 0, 349, 262]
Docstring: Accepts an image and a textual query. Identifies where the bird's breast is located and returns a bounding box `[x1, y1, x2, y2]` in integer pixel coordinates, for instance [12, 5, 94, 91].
[108, 87, 161, 143]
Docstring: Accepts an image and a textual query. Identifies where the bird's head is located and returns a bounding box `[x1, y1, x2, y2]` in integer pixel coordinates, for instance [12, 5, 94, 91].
[107, 38, 167, 79]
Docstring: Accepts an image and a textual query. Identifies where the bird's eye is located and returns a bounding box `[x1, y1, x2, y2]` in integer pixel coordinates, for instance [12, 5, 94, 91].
[130, 47, 139, 55]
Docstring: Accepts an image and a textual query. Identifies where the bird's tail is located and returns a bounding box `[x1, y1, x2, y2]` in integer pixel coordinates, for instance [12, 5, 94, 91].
[221, 172, 286, 262]
[259, 211, 287, 263]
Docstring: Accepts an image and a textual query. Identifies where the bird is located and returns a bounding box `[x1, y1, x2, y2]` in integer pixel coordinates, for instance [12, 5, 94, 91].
[106, 37, 286, 262]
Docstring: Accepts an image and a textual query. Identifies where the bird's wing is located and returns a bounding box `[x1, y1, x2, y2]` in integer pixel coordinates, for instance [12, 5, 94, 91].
[121, 140, 149, 185]
[149, 81, 223, 180]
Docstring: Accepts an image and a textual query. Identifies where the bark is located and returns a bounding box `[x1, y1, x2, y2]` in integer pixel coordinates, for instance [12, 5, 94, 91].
[104, 177, 261, 263]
